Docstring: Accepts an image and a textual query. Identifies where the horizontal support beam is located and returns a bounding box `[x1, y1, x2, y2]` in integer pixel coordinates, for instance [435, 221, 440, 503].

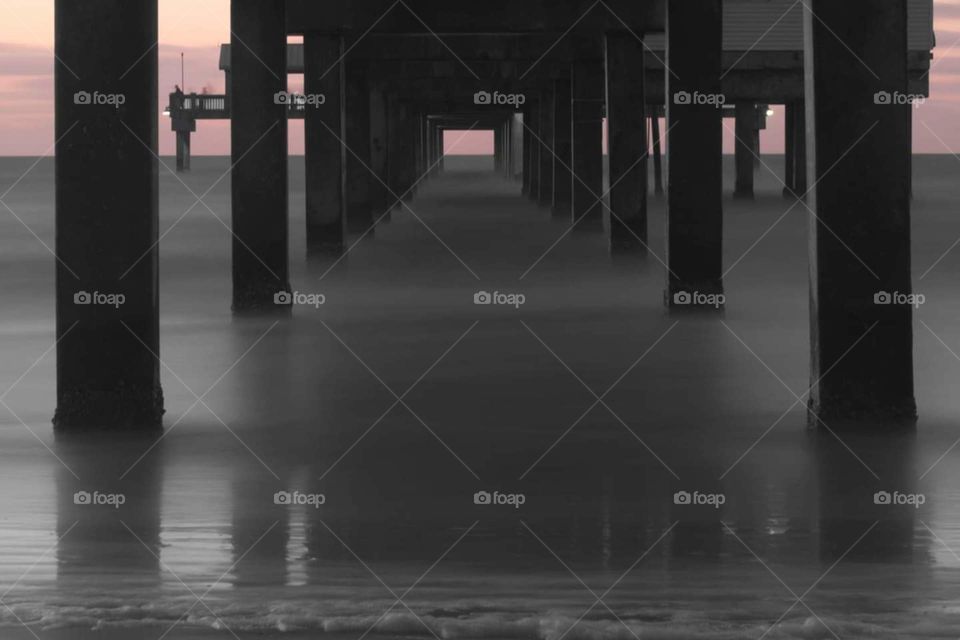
[285, 0, 665, 34]
[219, 45, 933, 99]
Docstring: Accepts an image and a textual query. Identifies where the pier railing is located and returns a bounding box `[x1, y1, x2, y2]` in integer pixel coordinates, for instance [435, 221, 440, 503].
[166, 92, 309, 121]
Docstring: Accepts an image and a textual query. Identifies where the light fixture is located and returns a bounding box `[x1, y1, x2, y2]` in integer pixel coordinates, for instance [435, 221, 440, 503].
[766, 108, 775, 117]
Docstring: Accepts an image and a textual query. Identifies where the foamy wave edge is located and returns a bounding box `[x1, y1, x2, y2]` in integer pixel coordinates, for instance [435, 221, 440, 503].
[0, 605, 893, 640]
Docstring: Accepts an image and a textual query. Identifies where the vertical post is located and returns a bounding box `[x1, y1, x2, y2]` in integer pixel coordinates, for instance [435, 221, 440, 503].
[54, 0, 163, 428]
[435, 122, 443, 175]
[522, 106, 532, 194]
[805, 0, 916, 425]
[305, 34, 346, 254]
[369, 80, 390, 216]
[503, 120, 512, 177]
[664, 0, 724, 308]
[605, 31, 648, 252]
[538, 88, 555, 206]
[230, 0, 290, 310]
[345, 62, 373, 234]
[175, 129, 191, 172]
[413, 113, 421, 182]
[571, 41, 604, 228]
[402, 104, 419, 202]
[386, 94, 406, 205]
[428, 122, 437, 176]
[527, 99, 541, 201]
[425, 115, 432, 175]
[403, 109, 419, 200]
[651, 115, 664, 196]
[793, 101, 807, 194]
[423, 118, 436, 176]
[552, 77, 573, 216]
[437, 126, 445, 173]
[753, 125, 761, 169]
[493, 120, 503, 172]
[387, 98, 416, 206]
[510, 113, 521, 180]
[783, 101, 796, 197]
[418, 112, 427, 177]
[734, 103, 755, 199]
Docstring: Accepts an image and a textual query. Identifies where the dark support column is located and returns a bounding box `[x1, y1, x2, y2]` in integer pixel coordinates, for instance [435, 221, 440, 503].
[436, 123, 443, 174]
[424, 120, 434, 175]
[527, 100, 541, 201]
[388, 102, 417, 205]
[521, 106, 532, 194]
[805, 0, 916, 425]
[406, 110, 419, 200]
[305, 34, 346, 254]
[494, 122, 504, 172]
[54, 0, 163, 429]
[418, 113, 427, 177]
[428, 123, 437, 176]
[734, 103, 755, 199]
[437, 127, 445, 173]
[605, 31, 648, 252]
[387, 97, 407, 205]
[230, 0, 290, 311]
[664, 0, 723, 308]
[508, 119, 516, 177]
[425, 115, 432, 175]
[404, 111, 419, 200]
[752, 128, 761, 169]
[413, 114, 421, 179]
[538, 89, 554, 206]
[792, 101, 807, 194]
[175, 130, 191, 172]
[782, 101, 796, 197]
[345, 64, 373, 234]
[423, 120, 430, 172]
[908, 115, 913, 199]
[651, 115, 664, 196]
[507, 120, 513, 176]
[503, 120, 512, 177]
[369, 82, 390, 217]
[552, 77, 573, 216]
[571, 48, 604, 228]
[420, 114, 427, 181]
[512, 113, 523, 180]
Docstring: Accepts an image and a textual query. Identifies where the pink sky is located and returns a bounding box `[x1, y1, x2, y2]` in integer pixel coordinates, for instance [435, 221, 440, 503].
[1, 0, 959, 156]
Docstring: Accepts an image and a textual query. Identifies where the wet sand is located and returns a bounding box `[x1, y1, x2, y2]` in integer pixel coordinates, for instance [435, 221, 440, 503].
[1, 155, 960, 638]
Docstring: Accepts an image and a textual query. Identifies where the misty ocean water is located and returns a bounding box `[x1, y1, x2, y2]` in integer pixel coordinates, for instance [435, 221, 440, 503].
[1, 155, 960, 638]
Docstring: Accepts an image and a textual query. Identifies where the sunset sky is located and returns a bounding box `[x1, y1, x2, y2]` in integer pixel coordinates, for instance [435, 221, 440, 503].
[2, 0, 959, 156]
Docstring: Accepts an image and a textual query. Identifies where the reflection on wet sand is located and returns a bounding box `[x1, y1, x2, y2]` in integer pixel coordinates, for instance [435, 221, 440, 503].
[816, 431, 925, 563]
[0, 156, 959, 637]
[56, 433, 164, 582]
